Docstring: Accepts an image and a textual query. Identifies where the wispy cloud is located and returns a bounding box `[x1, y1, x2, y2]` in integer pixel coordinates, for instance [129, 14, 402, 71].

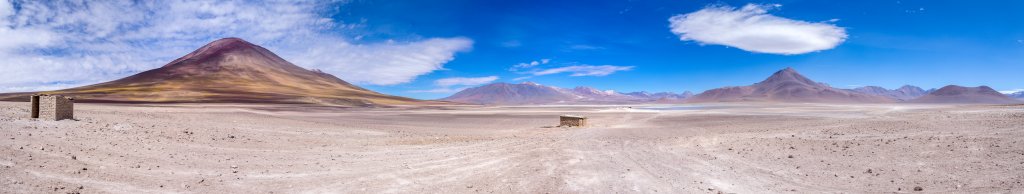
[408, 87, 471, 94]
[411, 76, 498, 93]
[0, 0, 472, 92]
[533, 65, 634, 76]
[509, 59, 550, 71]
[500, 40, 522, 48]
[568, 44, 604, 50]
[668, 4, 847, 55]
[508, 59, 632, 80]
[435, 76, 499, 87]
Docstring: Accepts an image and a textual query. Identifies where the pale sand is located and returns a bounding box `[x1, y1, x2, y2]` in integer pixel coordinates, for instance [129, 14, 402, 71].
[1, 102, 1023, 193]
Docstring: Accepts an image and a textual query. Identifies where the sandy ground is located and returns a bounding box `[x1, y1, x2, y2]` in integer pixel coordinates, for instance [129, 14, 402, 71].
[2, 102, 1023, 193]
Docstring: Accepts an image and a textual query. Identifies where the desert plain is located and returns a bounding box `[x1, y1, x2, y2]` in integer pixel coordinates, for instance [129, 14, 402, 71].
[1, 101, 1023, 193]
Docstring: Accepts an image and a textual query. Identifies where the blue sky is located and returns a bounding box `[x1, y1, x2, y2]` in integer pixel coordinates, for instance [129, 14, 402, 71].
[1, 0, 1022, 99]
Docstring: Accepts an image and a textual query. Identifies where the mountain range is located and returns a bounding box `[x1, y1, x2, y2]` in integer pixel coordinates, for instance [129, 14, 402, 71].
[846, 85, 932, 101]
[445, 68, 1019, 105]
[0, 38, 432, 107]
[686, 68, 897, 103]
[0, 37, 1018, 106]
[1007, 91, 1024, 99]
[910, 85, 1021, 104]
[440, 82, 693, 105]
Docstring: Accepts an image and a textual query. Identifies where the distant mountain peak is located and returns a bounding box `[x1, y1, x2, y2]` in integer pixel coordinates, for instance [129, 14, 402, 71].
[849, 85, 929, 101]
[689, 67, 895, 103]
[911, 85, 1019, 104]
[1008, 91, 1024, 99]
[756, 67, 817, 86]
[898, 85, 920, 89]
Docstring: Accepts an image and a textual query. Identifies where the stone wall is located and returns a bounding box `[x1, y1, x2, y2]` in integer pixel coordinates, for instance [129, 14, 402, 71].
[37, 95, 74, 121]
[559, 116, 587, 127]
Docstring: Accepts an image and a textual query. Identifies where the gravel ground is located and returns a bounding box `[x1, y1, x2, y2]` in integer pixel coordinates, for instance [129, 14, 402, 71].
[1, 102, 1022, 193]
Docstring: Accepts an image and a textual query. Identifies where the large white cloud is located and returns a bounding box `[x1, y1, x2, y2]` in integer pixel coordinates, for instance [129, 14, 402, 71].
[0, 0, 472, 92]
[668, 4, 847, 55]
[289, 37, 473, 85]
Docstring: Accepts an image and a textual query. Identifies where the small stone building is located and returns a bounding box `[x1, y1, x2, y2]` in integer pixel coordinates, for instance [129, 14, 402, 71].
[30, 94, 74, 121]
[559, 115, 587, 127]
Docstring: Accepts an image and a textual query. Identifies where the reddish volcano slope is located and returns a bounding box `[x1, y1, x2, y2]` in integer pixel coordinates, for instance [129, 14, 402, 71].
[688, 68, 896, 103]
[2, 38, 427, 107]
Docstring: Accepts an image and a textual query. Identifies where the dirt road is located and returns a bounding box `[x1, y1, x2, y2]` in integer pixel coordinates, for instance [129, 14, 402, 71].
[2, 102, 1022, 193]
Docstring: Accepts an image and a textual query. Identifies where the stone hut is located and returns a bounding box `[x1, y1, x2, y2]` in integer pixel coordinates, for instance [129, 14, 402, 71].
[30, 94, 74, 121]
[559, 115, 587, 127]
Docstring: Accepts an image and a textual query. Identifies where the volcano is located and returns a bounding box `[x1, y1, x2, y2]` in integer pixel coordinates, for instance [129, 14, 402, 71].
[687, 68, 896, 103]
[1, 38, 426, 107]
[910, 85, 1020, 104]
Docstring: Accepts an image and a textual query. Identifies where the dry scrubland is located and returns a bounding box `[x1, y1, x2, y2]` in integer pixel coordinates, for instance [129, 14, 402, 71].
[1, 102, 1023, 193]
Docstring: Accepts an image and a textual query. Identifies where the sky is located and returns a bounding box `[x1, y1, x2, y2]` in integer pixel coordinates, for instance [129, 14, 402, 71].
[1, 0, 1022, 99]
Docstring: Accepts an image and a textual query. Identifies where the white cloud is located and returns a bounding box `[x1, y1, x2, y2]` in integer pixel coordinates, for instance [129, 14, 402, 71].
[668, 4, 847, 55]
[0, 0, 11, 24]
[568, 44, 604, 50]
[509, 58, 550, 71]
[289, 37, 473, 85]
[512, 76, 533, 81]
[500, 40, 522, 48]
[411, 76, 498, 93]
[533, 65, 634, 76]
[435, 76, 499, 87]
[0, 0, 472, 92]
[408, 87, 470, 94]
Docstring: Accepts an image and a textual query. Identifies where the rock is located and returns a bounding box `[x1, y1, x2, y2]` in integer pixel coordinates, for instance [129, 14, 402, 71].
[913, 186, 923, 191]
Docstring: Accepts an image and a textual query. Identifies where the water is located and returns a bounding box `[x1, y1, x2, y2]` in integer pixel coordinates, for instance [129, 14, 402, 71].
[634, 105, 713, 111]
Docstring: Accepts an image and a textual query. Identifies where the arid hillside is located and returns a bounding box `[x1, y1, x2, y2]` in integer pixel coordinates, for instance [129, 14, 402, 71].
[0, 38, 433, 107]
